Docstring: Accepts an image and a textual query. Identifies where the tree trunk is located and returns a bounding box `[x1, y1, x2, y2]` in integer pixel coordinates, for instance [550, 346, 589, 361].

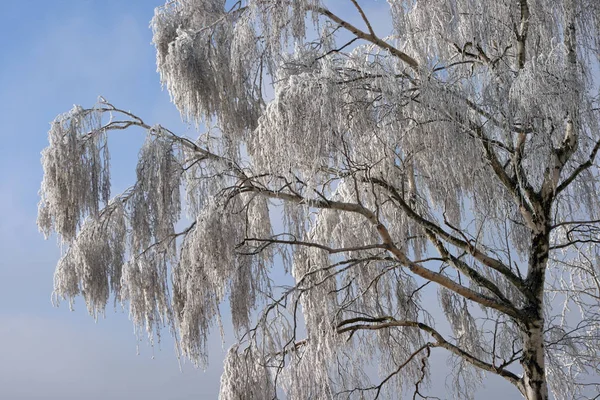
[521, 320, 549, 400]
[520, 227, 550, 400]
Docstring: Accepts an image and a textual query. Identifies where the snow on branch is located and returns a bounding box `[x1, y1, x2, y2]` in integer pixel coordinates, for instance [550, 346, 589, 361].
[38, 105, 110, 243]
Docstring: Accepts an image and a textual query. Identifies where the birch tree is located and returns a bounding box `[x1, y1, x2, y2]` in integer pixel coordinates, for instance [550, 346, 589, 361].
[38, 1, 600, 399]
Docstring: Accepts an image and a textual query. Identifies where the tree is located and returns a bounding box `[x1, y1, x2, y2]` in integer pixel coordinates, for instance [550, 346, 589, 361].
[37, 1, 600, 399]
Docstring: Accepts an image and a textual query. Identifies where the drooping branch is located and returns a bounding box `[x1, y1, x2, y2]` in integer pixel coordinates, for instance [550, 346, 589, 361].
[336, 317, 522, 388]
[337, 343, 433, 399]
[90, 101, 251, 183]
[239, 237, 387, 255]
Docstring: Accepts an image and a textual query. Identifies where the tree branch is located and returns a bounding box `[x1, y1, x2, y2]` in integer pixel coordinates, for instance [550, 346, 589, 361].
[239, 237, 387, 255]
[426, 230, 517, 308]
[349, 0, 375, 36]
[336, 317, 522, 387]
[541, 119, 578, 203]
[315, 6, 419, 70]
[239, 183, 524, 320]
[515, 0, 530, 69]
[556, 138, 600, 194]
[368, 177, 525, 292]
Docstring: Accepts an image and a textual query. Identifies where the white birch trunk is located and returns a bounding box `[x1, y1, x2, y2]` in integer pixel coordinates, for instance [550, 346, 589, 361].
[520, 225, 551, 400]
[521, 321, 549, 400]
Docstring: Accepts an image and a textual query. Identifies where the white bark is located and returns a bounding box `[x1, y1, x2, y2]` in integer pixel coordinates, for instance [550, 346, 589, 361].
[521, 322, 549, 400]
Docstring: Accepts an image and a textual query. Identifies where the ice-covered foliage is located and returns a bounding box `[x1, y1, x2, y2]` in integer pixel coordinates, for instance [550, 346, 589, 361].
[52, 199, 126, 315]
[220, 345, 276, 400]
[38, 105, 110, 243]
[39, 1, 600, 399]
[174, 195, 272, 364]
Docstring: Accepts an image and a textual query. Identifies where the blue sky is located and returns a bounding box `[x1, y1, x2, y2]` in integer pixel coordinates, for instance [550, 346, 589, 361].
[0, 1, 518, 399]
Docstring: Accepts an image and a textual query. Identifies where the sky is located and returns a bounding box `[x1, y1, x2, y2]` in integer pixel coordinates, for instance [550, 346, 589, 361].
[0, 1, 518, 399]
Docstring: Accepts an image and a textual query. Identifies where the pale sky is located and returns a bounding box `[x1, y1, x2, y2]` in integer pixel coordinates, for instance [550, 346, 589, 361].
[0, 1, 518, 399]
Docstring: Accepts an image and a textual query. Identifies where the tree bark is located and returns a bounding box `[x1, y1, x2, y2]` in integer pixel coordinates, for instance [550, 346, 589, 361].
[520, 226, 551, 400]
[521, 320, 548, 400]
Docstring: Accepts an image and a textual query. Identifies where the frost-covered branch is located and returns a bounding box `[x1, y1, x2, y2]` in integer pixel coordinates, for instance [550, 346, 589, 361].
[367, 176, 526, 292]
[315, 6, 419, 70]
[336, 317, 522, 388]
[238, 180, 523, 318]
[240, 237, 387, 255]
